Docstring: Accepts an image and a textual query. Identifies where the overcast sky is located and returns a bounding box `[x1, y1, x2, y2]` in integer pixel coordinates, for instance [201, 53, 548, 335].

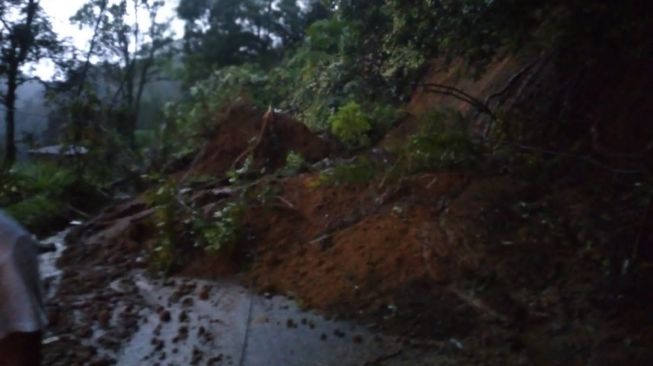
[34, 0, 185, 80]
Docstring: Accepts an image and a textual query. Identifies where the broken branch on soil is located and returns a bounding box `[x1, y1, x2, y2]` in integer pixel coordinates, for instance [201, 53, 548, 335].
[484, 58, 541, 107]
[417, 82, 496, 120]
[275, 196, 296, 209]
[68, 204, 90, 218]
[308, 234, 333, 246]
[482, 57, 543, 137]
[362, 348, 403, 366]
[231, 106, 275, 171]
[446, 286, 509, 323]
[488, 138, 646, 175]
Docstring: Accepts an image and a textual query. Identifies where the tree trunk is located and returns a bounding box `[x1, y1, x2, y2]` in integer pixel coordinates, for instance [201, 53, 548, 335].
[2, 0, 39, 170]
[77, 0, 108, 97]
[3, 70, 19, 169]
[133, 52, 155, 133]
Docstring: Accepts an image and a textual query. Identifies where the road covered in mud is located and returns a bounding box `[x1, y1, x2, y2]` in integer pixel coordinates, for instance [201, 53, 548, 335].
[39, 219, 457, 366]
[34, 104, 653, 366]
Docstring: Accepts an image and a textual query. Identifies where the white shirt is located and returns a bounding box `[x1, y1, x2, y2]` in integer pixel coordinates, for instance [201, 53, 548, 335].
[0, 211, 47, 338]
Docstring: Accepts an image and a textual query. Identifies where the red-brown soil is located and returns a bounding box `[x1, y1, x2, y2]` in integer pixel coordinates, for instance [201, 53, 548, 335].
[187, 104, 334, 178]
[246, 172, 471, 308]
[235, 171, 653, 365]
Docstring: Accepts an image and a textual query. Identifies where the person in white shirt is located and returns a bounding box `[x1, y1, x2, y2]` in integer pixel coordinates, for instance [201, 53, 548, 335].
[0, 211, 47, 366]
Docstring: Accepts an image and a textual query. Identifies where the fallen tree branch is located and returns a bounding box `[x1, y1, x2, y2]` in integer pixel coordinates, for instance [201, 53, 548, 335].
[416, 83, 496, 119]
[308, 234, 333, 246]
[180, 145, 208, 184]
[276, 196, 296, 210]
[363, 348, 403, 366]
[487, 138, 645, 175]
[447, 286, 509, 323]
[67, 204, 90, 219]
[484, 58, 541, 108]
[481, 58, 543, 138]
[231, 106, 275, 171]
[591, 126, 653, 159]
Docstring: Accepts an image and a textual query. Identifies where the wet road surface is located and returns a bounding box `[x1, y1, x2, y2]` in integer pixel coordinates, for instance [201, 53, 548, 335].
[40, 230, 451, 366]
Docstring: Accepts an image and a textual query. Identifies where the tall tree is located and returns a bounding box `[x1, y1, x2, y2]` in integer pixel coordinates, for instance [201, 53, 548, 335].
[71, 0, 172, 142]
[0, 0, 58, 169]
[177, 0, 326, 81]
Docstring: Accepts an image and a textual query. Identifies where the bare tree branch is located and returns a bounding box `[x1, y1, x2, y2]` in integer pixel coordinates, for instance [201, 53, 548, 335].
[77, 0, 108, 96]
[485, 137, 645, 175]
[484, 58, 541, 107]
[417, 82, 496, 119]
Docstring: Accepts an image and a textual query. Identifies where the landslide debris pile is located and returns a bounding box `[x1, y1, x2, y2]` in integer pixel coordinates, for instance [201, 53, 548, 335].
[55, 103, 653, 366]
[186, 104, 334, 178]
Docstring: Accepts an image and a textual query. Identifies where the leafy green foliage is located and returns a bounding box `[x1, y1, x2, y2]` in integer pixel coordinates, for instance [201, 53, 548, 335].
[227, 156, 255, 184]
[329, 101, 371, 147]
[368, 103, 401, 139]
[177, 0, 329, 82]
[0, 163, 75, 204]
[165, 14, 398, 142]
[144, 179, 180, 271]
[341, 0, 653, 79]
[194, 202, 245, 254]
[0, 162, 98, 231]
[144, 175, 247, 271]
[397, 108, 484, 173]
[305, 17, 350, 54]
[319, 157, 378, 186]
[269, 18, 359, 129]
[172, 65, 270, 137]
[279, 151, 306, 176]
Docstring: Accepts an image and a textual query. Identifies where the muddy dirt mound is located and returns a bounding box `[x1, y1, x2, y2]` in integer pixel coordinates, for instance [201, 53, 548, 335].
[188, 105, 334, 178]
[61, 199, 153, 267]
[226, 172, 653, 365]
[177, 170, 488, 337]
[244, 173, 496, 335]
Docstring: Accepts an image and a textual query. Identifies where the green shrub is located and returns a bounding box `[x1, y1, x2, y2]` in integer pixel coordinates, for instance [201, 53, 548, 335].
[306, 18, 351, 54]
[369, 103, 401, 135]
[0, 162, 76, 199]
[164, 64, 271, 146]
[279, 151, 306, 176]
[5, 195, 64, 231]
[319, 157, 378, 186]
[144, 177, 247, 271]
[195, 201, 245, 254]
[265, 18, 372, 130]
[329, 101, 371, 147]
[226, 156, 255, 184]
[0, 162, 87, 231]
[144, 179, 183, 271]
[398, 108, 483, 174]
